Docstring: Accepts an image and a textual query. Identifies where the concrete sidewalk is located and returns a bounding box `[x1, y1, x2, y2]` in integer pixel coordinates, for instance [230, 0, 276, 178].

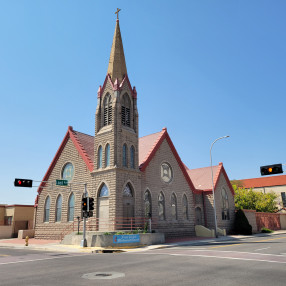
[1, 230, 286, 253]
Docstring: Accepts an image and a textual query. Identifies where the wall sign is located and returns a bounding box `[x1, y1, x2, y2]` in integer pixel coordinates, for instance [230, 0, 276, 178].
[113, 234, 140, 243]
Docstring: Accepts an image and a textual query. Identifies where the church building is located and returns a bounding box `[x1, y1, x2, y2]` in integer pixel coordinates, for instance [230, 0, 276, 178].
[34, 14, 235, 239]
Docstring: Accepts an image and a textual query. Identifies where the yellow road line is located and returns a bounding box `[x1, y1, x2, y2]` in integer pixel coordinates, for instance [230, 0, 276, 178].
[0, 254, 9, 256]
[209, 236, 286, 249]
[254, 236, 286, 243]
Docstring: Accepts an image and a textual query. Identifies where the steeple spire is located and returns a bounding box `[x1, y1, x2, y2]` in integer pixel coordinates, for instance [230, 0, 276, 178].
[107, 10, 127, 83]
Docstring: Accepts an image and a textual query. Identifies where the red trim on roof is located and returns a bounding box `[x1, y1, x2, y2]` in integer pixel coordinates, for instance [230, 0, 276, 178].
[35, 126, 94, 207]
[98, 74, 136, 98]
[212, 163, 234, 195]
[140, 128, 196, 192]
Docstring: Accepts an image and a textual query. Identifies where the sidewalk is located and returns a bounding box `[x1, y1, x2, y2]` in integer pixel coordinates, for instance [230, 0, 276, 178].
[1, 230, 286, 253]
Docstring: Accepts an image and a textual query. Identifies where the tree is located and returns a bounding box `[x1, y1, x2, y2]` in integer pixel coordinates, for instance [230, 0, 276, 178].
[232, 184, 278, 213]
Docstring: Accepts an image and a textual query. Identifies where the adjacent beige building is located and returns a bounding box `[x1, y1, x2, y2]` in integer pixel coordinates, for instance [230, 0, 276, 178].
[240, 175, 286, 211]
[34, 16, 235, 240]
[0, 205, 34, 238]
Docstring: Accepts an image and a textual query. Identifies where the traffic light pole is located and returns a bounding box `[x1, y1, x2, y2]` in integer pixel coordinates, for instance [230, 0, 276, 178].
[81, 183, 88, 248]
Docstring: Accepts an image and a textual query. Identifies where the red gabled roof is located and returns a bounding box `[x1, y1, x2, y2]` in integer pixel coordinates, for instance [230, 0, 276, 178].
[240, 175, 286, 189]
[139, 128, 196, 192]
[186, 163, 235, 195]
[35, 126, 94, 206]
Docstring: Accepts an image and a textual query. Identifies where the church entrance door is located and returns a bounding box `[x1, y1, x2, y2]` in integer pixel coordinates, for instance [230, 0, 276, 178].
[98, 197, 109, 231]
[122, 183, 135, 229]
[195, 207, 203, 225]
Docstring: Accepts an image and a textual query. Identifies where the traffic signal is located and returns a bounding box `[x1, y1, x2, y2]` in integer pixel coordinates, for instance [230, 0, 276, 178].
[89, 197, 94, 211]
[82, 197, 88, 212]
[14, 178, 33, 188]
[260, 164, 283, 176]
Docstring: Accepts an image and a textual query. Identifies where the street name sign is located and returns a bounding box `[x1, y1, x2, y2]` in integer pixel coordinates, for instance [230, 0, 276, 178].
[56, 179, 68, 186]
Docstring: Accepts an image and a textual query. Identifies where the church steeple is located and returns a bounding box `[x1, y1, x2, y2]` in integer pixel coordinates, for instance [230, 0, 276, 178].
[107, 15, 127, 83]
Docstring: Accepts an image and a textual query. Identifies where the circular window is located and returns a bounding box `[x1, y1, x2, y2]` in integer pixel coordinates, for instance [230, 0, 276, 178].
[160, 162, 173, 183]
[62, 163, 74, 182]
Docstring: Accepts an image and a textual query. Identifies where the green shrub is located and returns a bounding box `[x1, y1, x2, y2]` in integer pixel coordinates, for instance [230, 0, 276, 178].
[103, 232, 112, 235]
[233, 209, 252, 235]
[261, 227, 273, 233]
[115, 231, 126, 235]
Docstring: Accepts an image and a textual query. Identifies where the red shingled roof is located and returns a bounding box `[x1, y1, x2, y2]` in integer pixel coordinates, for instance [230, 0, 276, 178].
[240, 175, 286, 189]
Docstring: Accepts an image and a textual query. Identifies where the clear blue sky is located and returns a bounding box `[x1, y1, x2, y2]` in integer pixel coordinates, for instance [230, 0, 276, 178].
[1, 1, 285, 205]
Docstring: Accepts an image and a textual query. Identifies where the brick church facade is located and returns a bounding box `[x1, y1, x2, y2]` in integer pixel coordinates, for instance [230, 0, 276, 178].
[34, 16, 235, 239]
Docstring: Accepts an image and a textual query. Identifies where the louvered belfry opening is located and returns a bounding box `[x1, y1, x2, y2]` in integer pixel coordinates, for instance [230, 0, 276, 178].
[121, 93, 131, 127]
[104, 94, 112, 126]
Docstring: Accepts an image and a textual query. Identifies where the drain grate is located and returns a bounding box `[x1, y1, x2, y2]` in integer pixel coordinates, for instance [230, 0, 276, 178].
[82, 272, 125, 280]
[95, 273, 112, 277]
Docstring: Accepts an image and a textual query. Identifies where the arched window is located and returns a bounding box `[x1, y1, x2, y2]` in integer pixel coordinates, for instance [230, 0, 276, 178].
[144, 190, 152, 218]
[44, 196, 50, 223]
[171, 193, 177, 220]
[130, 146, 135, 169]
[221, 188, 230, 220]
[123, 183, 133, 197]
[121, 93, 131, 127]
[158, 192, 165, 221]
[122, 144, 127, 167]
[182, 194, 189, 220]
[103, 93, 112, 126]
[55, 194, 62, 222]
[99, 184, 109, 197]
[105, 144, 110, 167]
[98, 146, 102, 169]
[68, 193, 75, 222]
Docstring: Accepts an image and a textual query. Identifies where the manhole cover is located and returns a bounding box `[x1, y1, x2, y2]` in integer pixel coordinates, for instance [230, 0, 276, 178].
[82, 272, 125, 280]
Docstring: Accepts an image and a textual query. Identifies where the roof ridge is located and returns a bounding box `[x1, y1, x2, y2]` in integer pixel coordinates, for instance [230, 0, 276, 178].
[73, 130, 94, 138]
[139, 129, 164, 139]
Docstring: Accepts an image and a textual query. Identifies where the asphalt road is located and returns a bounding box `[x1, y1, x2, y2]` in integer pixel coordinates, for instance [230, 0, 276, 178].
[0, 235, 286, 286]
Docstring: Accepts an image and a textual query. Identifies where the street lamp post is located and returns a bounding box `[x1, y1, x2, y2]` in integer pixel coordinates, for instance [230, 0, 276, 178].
[210, 135, 230, 238]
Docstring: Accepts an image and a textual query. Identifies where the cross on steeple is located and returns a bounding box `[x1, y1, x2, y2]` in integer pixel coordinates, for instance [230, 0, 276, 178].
[115, 8, 121, 20]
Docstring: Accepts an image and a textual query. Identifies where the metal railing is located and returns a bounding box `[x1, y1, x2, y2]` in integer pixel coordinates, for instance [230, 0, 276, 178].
[59, 217, 157, 240]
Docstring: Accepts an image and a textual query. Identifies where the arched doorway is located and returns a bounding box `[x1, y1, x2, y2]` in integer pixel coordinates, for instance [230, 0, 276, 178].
[195, 207, 203, 225]
[97, 184, 109, 231]
[123, 183, 134, 229]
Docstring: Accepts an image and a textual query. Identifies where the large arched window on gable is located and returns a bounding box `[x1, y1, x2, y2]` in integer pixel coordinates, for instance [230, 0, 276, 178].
[171, 193, 177, 220]
[130, 146, 135, 169]
[122, 144, 127, 167]
[68, 193, 75, 222]
[121, 93, 131, 127]
[182, 194, 189, 220]
[44, 196, 50, 223]
[144, 190, 152, 218]
[98, 146, 102, 169]
[105, 144, 110, 167]
[221, 188, 230, 220]
[158, 192, 165, 221]
[55, 194, 62, 222]
[103, 93, 112, 126]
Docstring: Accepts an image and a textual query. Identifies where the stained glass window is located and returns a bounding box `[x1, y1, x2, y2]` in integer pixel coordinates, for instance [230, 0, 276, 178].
[56, 194, 62, 222]
[68, 193, 75, 222]
[44, 196, 50, 223]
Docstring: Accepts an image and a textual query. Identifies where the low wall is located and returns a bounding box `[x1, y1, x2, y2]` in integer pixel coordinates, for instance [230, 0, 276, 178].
[243, 210, 286, 232]
[195, 225, 215, 237]
[256, 212, 281, 231]
[243, 210, 258, 233]
[280, 214, 286, 229]
[18, 229, 35, 239]
[0, 226, 12, 239]
[61, 232, 165, 247]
